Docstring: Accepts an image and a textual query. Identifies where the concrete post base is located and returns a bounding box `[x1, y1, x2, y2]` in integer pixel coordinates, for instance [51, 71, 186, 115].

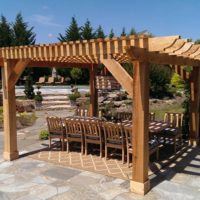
[130, 179, 150, 195]
[4, 151, 19, 161]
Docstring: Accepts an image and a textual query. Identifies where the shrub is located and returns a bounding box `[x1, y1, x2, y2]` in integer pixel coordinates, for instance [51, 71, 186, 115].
[34, 86, 43, 102]
[171, 73, 184, 89]
[39, 129, 49, 140]
[150, 64, 172, 99]
[18, 112, 37, 126]
[34, 94, 43, 102]
[85, 92, 90, 97]
[68, 92, 81, 101]
[24, 75, 35, 99]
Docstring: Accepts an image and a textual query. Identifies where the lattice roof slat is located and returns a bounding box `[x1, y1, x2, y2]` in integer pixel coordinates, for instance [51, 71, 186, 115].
[0, 35, 200, 67]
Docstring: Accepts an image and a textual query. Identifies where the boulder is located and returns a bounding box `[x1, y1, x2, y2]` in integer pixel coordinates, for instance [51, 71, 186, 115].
[114, 101, 123, 107]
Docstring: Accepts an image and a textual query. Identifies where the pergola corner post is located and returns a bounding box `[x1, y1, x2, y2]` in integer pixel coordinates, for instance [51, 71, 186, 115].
[2, 59, 29, 160]
[130, 60, 150, 195]
[189, 66, 200, 146]
[2, 59, 18, 160]
[89, 64, 98, 117]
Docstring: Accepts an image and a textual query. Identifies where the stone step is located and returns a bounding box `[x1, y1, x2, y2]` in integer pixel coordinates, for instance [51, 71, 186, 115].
[36, 104, 74, 111]
[43, 96, 69, 101]
[42, 100, 70, 105]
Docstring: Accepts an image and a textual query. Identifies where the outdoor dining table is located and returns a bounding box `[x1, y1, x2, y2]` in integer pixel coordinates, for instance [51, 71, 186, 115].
[121, 120, 170, 136]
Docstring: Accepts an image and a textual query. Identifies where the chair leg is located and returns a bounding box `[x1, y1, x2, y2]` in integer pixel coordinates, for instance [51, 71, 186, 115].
[127, 152, 130, 167]
[156, 148, 159, 161]
[49, 137, 51, 150]
[81, 142, 84, 154]
[62, 138, 64, 151]
[67, 141, 69, 153]
[122, 148, 125, 164]
[85, 142, 88, 155]
[105, 146, 108, 160]
[174, 137, 176, 153]
[100, 143, 102, 158]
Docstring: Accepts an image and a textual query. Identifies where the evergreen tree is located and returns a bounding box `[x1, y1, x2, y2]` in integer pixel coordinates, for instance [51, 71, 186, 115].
[12, 13, 36, 46]
[95, 25, 106, 39]
[81, 19, 95, 40]
[58, 17, 81, 42]
[195, 39, 200, 44]
[121, 27, 126, 36]
[24, 71, 35, 99]
[0, 15, 13, 47]
[129, 28, 137, 35]
[109, 29, 115, 38]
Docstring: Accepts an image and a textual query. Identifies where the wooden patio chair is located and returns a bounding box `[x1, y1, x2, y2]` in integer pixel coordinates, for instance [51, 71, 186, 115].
[162, 112, 183, 152]
[116, 112, 132, 122]
[149, 112, 155, 122]
[46, 77, 55, 84]
[82, 120, 103, 157]
[36, 77, 45, 84]
[102, 122, 125, 163]
[124, 125, 159, 167]
[55, 77, 65, 85]
[64, 118, 84, 154]
[46, 117, 66, 151]
[75, 107, 90, 117]
[164, 112, 183, 128]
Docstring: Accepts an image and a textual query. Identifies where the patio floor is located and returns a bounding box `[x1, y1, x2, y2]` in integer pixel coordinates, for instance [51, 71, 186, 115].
[29, 149, 168, 180]
[30, 151, 133, 180]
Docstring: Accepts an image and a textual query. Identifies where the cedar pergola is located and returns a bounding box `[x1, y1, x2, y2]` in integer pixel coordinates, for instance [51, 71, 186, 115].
[0, 35, 199, 195]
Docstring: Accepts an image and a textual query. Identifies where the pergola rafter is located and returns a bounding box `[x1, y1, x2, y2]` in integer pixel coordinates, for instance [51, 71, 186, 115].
[0, 35, 199, 195]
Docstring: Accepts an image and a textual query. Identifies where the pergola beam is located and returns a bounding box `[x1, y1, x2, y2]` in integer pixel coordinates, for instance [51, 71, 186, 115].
[102, 59, 133, 96]
[125, 46, 200, 66]
[8, 59, 30, 91]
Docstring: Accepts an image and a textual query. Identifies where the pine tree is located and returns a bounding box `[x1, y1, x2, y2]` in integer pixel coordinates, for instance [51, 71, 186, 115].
[12, 13, 36, 46]
[95, 25, 106, 39]
[129, 28, 137, 35]
[81, 19, 95, 40]
[0, 15, 13, 47]
[121, 27, 126, 36]
[109, 29, 114, 38]
[58, 17, 81, 42]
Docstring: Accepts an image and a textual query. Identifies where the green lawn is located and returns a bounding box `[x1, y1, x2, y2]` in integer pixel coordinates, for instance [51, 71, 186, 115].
[150, 102, 184, 121]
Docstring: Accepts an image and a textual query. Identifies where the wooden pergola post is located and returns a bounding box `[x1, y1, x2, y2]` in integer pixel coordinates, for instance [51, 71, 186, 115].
[89, 64, 98, 117]
[2, 59, 29, 160]
[189, 66, 200, 146]
[2, 60, 18, 160]
[130, 60, 150, 195]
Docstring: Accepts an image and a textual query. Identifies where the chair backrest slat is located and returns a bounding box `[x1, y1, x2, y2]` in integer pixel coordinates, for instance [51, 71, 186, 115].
[64, 118, 83, 135]
[46, 117, 63, 133]
[83, 120, 101, 138]
[103, 122, 124, 142]
[164, 112, 183, 128]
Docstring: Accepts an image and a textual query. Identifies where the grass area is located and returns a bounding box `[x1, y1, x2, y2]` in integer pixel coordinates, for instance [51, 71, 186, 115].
[150, 102, 184, 121]
[16, 96, 27, 100]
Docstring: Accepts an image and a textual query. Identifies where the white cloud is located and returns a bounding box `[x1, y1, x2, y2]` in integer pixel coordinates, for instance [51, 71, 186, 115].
[31, 14, 63, 27]
[48, 33, 53, 38]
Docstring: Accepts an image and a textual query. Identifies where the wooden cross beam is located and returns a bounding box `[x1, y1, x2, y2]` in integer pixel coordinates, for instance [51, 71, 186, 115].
[102, 59, 133, 96]
[8, 59, 30, 91]
[125, 46, 200, 67]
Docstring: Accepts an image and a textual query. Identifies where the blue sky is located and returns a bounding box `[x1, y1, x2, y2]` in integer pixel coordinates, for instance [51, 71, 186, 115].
[0, 0, 199, 44]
